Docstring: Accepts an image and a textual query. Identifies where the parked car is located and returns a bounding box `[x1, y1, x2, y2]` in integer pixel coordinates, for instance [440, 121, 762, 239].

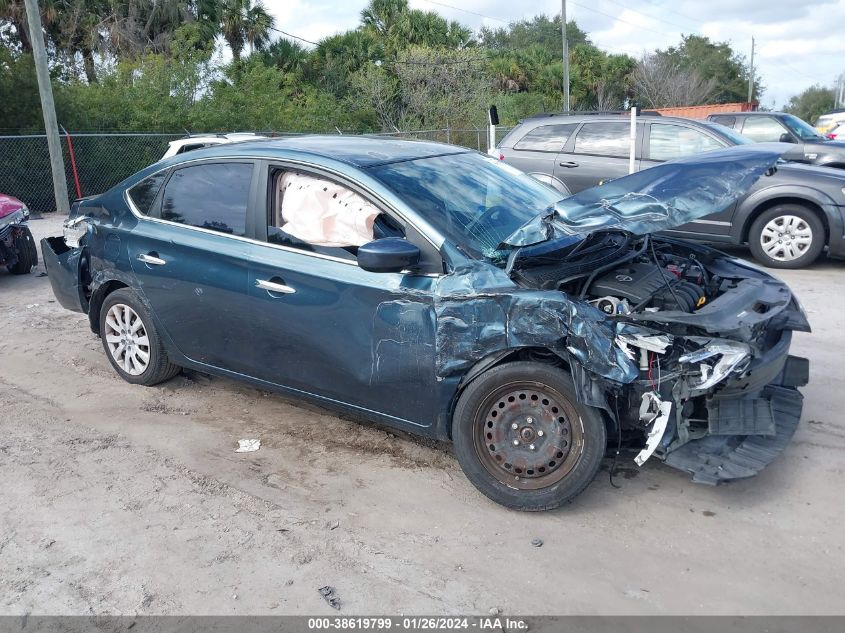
[497, 113, 845, 268]
[826, 123, 845, 140]
[0, 193, 38, 274]
[42, 137, 809, 510]
[161, 133, 266, 159]
[707, 111, 845, 169]
[814, 110, 845, 135]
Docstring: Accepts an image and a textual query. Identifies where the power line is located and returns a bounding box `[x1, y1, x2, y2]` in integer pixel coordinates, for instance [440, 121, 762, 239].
[568, 0, 669, 38]
[415, 0, 509, 24]
[598, 0, 694, 33]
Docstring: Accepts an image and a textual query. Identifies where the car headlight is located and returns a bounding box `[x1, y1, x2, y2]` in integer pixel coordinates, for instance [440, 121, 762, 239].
[679, 339, 750, 390]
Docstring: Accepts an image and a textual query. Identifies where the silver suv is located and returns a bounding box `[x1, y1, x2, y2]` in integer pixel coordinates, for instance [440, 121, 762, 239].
[497, 113, 845, 269]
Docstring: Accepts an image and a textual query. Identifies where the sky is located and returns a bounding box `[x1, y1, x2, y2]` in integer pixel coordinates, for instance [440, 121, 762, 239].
[265, 0, 845, 110]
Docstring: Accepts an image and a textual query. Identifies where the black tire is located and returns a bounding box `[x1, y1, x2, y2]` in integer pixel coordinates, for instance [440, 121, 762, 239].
[7, 226, 38, 274]
[748, 204, 825, 269]
[452, 362, 606, 511]
[99, 288, 180, 386]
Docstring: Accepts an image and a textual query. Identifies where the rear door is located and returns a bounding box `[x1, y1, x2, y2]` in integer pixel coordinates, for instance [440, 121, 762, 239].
[554, 121, 642, 193]
[127, 160, 257, 373]
[641, 121, 735, 237]
[501, 123, 578, 194]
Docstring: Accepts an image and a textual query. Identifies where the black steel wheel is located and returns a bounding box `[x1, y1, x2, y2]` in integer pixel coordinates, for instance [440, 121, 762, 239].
[453, 362, 606, 511]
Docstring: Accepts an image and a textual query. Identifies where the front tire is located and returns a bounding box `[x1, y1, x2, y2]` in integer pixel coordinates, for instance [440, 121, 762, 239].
[452, 362, 606, 511]
[99, 288, 180, 386]
[7, 226, 38, 274]
[748, 205, 824, 269]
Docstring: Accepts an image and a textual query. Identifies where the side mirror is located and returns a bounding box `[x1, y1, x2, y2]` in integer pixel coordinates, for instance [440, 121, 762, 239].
[358, 237, 420, 273]
[779, 132, 794, 143]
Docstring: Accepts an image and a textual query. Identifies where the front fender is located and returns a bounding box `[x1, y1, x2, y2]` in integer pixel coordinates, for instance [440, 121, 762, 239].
[732, 183, 842, 243]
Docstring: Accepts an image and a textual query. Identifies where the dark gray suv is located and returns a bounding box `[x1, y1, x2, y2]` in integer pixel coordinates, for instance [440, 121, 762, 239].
[708, 111, 845, 170]
[497, 113, 845, 268]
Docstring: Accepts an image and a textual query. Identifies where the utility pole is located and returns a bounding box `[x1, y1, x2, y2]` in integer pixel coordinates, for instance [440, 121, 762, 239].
[747, 36, 755, 105]
[838, 75, 844, 109]
[23, 0, 70, 215]
[561, 0, 570, 112]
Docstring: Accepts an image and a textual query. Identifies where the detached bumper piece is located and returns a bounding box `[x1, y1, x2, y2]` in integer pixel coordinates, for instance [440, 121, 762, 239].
[41, 236, 86, 313]
[664, 356, 809, 484]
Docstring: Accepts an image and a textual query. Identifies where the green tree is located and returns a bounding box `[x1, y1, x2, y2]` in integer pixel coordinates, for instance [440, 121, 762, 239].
[656, 35, 761, 104]
[220, 0, 273, 61]
[784, 85, 837, 124]
[480, 15, 589, 52]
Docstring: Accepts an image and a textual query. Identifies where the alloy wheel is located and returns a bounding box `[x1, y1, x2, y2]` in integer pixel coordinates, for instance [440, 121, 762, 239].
[104, 303, 150, 376]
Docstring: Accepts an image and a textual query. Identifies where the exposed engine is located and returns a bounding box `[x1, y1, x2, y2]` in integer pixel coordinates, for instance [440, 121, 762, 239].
[510, 230, 714, 315]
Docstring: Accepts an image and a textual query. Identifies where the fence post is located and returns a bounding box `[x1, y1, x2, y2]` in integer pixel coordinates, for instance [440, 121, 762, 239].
[61, 126, 83, 200]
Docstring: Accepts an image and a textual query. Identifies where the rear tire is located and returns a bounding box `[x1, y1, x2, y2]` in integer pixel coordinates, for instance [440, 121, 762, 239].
[452, 362, 606, 511]
[99, 288, 180, 386]
[748, 205, 824, 269]
[7, 226, 38, 274]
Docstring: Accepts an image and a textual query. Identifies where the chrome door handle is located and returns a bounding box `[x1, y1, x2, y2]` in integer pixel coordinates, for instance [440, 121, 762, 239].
[137, 253, 166, 266]
[558, 161, 579, 168]
[256, 279, 296, 294]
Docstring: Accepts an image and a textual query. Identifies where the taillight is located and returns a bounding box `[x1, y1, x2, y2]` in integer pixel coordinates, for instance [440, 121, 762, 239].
[499, 153, 504, 160]
[827, 133, 836, 139]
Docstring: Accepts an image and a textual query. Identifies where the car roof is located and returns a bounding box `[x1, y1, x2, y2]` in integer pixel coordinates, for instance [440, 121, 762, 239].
[168, 135, 470, 168]
[708, 112, 788, 117]
[514, 113, 712, 126]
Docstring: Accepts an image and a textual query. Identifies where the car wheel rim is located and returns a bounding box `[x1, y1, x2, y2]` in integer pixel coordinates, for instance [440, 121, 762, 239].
[105, 303, 150, 376]
[473, 382, 585, 491]
[760, 215, 813, 262]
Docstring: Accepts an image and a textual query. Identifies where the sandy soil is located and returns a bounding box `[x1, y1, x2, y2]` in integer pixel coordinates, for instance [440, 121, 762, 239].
[0, 215, 843, 616]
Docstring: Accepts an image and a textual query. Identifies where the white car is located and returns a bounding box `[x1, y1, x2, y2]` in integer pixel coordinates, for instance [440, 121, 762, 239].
[161, 133, 266, 160]
[825, 123, 845, 140]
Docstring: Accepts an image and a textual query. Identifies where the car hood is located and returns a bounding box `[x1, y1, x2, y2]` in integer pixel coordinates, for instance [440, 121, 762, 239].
[0, 194, 26, 219]
[502, 144, 788, 247]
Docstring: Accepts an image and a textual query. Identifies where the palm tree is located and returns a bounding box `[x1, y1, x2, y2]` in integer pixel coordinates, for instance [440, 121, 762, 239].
[220, 0, 274, 61]
[0, 0, 58, 54]
[260, 37, 308, 74]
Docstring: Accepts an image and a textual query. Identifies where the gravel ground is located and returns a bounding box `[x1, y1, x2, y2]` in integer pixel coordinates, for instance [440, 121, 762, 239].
[0, 214, 843, 616]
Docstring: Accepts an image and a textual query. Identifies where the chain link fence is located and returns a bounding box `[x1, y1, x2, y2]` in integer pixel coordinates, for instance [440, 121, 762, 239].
[0, 127, 513, 214]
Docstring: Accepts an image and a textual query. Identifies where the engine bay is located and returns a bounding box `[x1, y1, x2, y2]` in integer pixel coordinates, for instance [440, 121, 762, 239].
[509, 230, 723, 315]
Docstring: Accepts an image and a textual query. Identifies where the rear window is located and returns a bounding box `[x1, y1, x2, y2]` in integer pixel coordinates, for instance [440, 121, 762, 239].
[127, 172, 167, 216]
[160, 162, 253, 236]
[573, 122, 630, 157]
[513, 123, 578, 152]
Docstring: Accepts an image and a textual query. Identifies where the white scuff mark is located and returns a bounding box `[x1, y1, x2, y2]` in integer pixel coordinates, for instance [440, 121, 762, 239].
[235, 439, 260, 453]
[634, 392, 672, 467]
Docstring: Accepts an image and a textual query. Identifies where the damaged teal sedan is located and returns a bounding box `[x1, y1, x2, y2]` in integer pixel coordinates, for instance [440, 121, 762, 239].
[42, 137, 810, 510]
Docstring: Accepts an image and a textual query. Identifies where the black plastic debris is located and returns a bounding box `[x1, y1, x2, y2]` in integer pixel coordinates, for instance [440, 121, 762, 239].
[318, 586, 341, 610]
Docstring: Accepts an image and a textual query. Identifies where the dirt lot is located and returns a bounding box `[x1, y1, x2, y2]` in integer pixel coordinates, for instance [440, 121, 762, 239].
[1, 214, 843, 616]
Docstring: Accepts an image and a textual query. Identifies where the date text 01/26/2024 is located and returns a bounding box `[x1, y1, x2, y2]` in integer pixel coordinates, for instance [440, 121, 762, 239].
[307, 617, 528, 630]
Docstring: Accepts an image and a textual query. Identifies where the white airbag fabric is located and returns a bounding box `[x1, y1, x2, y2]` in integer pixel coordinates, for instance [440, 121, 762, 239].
[279, 172, 379, 247]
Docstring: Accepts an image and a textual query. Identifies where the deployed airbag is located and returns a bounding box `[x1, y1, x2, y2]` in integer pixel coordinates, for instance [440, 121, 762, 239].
[279, 172, 380, 247]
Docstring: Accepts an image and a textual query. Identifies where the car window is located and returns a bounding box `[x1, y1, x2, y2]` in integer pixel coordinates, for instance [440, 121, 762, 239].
[780, 114, 825, 140]
[710, 115, 735, 128]
[572, 122, 631, 157]
[160, 162, 252, 236]
[267, 170, 403, 261]
[127, 171, 168, 216]
[647, 124, 724, 161]
[513, 123, 578, 152]
[740, 117, 786, 142]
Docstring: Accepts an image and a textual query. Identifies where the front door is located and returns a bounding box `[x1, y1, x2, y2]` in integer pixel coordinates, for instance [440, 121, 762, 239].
[127, 160, 256, 373]
[641, 122, 736, 238]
